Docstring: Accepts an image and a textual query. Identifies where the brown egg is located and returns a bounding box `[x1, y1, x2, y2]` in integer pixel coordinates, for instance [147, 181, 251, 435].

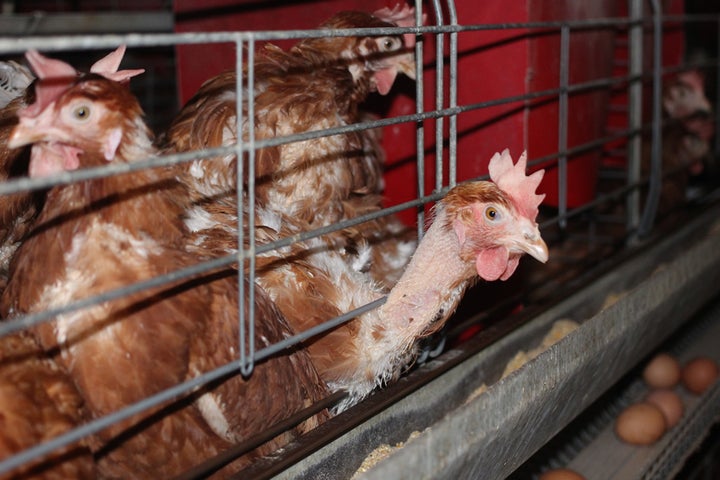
[539, 468, 586, 480]
[682, 356, 719, 394]
[643, 353, 681, 388]
[615, 402, 666, 445]
[645, 389, 684, 428]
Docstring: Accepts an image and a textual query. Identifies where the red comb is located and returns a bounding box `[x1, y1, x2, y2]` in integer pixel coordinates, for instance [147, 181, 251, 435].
[488, 149, 545, 219]
[22, 50, 77, 118]
[90, 45, 145, 84]
[21, 46, 144, 118]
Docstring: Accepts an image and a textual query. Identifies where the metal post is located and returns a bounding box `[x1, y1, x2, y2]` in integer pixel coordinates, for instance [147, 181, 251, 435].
[447, 0, 459, 187]
[558, 24, 570, 230]
[627, 0, 644, 236]
[415, 0, 426, 240]
[237, 37, 255, 376]
[639, 0, 663, 236]
[716, 18, 720, 159]
[431, 0, 444, 193]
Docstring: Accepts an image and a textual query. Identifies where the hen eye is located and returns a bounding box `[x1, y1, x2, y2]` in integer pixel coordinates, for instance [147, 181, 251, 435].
[73, 104, 91, 121]
[381, 37, 399, 51]
[484, 206, 500, 221]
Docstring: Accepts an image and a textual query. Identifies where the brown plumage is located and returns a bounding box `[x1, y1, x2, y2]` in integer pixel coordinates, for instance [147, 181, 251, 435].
[0, 78, 40, 291]
[1, 54, 328, 478]
[163, 7, 418, 288]
[0, 331, 95, 480]
[164, 9, 414, 220]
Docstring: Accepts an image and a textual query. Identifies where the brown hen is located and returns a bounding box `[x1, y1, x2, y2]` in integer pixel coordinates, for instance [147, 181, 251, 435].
[164, 6, 419, 287]
[1, 51, 328, 478]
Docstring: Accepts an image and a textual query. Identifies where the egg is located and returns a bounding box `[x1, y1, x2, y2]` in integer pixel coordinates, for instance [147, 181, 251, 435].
[681, 356, 719, 394]
[645, 389, 683, 428]
[615, 402, 666, 445]
[643, 353, 681, 388]
[539, 468, 586, 480]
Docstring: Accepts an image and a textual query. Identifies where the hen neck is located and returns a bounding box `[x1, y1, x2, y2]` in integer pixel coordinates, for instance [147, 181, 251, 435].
[377, 207, 474, 344]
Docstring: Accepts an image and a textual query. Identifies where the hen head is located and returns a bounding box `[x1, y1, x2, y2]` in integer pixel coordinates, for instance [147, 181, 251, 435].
[8, 49, 147, 177]
[305, 4, 419, 95]
[442, 150, 548, 281]
[663, 70, 714, 140]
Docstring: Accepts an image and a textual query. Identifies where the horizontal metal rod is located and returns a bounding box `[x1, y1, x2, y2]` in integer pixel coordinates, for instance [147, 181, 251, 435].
[0, 11, 173, 35]
[1, 12, 711, 56]
[0, 15, 686, 56]
[0, 255, 237, 338]
[0, 295, 385, 476]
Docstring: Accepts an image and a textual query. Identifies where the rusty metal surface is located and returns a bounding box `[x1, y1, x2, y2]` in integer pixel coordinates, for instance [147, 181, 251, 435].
[272, 204, 720, 480]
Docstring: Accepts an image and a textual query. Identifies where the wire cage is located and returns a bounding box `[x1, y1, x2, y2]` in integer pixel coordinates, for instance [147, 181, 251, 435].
[0, 0, 719, 479]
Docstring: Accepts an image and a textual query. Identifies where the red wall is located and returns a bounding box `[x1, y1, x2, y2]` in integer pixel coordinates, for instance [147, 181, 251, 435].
[527, 1, 620, 207]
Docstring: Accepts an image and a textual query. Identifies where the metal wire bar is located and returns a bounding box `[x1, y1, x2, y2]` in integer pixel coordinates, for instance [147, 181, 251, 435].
[174, 390, 349, 480]
[627, 0, 644, 235]
[0, 147, 232, 196]
[717, 18, 720, 159]
[415, 0, 426, 240]
[639, 0, 664, 236]
[430, 0, 444, 193]
[0, 254, 237, 338]
[238, 36, 256, 376]
[5, 12, 714, 57]
[0, 74, 645, 197]
[446, 0, 458, 187]
[0, 17, 646, 55]
[557, 24, 570, 230]
[1, 53, 704, 197]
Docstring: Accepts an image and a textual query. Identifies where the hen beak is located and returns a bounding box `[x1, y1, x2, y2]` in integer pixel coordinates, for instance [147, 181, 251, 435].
[8, 112, 65, 149]
[8, 120, 42, 149]
[516, 223, 549, 264]
[396, 51, 416, 80]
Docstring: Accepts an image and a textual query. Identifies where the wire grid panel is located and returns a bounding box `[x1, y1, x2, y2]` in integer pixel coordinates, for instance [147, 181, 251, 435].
[0, 1, 717, 477]
[0, 6, 443, 474]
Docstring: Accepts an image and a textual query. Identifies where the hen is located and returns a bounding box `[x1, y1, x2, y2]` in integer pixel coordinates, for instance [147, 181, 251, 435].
[256, 149, 549, 409]
[0, 46, 143, 289]
[644, 69, 715, 216]
[163, 6, 419, 286]
[165, 6, 414, 213]
[2, 50, 328, 478]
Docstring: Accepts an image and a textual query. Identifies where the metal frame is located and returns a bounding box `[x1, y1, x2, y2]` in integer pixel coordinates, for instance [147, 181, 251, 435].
[0, 1, 718, 477]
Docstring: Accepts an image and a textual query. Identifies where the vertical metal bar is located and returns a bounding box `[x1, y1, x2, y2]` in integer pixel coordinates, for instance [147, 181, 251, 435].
[236, 37, 247, 372]
[716, 18, 720, 159]
[627, 0, 643, 236]
[236, 36, 255, 376]
[557, 24, 570, 230]
[415, 0, 426, 240]
[639, 0, 663, 236]
[430, 0, 444, 194]
[245, 37, 256, 376]
[446, 0, 459, 187]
